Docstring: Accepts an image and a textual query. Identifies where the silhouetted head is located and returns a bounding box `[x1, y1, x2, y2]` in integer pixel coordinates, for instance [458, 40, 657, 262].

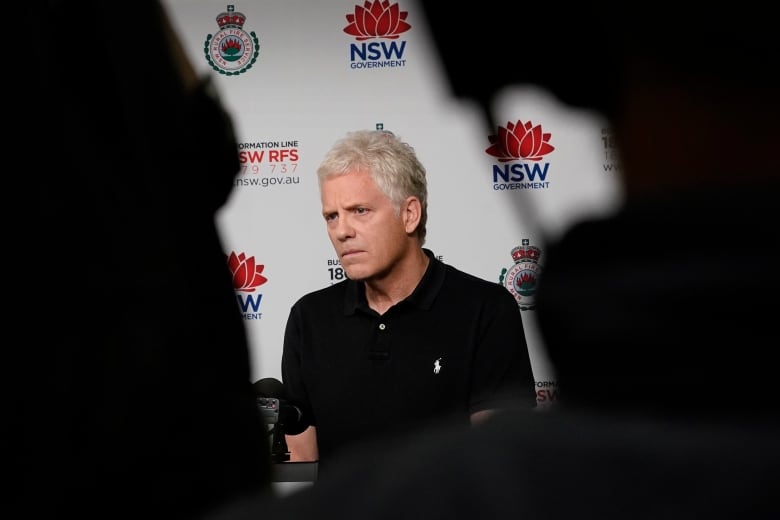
[418, 5, 777, 127]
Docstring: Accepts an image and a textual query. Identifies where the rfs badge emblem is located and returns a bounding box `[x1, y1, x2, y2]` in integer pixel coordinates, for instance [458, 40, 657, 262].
[499, 239, 542, 311]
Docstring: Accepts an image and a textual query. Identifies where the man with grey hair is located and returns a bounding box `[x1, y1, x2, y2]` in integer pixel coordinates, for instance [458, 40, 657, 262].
[280, 129, 537, 474]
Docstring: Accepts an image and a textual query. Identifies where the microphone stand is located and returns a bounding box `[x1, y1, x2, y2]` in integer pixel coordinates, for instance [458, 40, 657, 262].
[270, 420, 290, 463]
[258, 396, 290, 463]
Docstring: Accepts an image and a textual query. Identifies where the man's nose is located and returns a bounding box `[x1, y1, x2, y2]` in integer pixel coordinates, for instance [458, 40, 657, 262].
[334, 215, 354, 240]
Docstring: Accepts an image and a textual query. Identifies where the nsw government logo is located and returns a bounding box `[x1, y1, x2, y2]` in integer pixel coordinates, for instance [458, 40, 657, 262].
[343, 1, 411, 69]
[204, 5, 259, 76]
[486, 120, 554, 191]
[499, 239, 542, 311]
[227, 251, 268, 320]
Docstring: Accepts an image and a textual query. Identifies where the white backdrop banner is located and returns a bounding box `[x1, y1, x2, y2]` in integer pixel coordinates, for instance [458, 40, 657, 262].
[163, 0, 624, 408]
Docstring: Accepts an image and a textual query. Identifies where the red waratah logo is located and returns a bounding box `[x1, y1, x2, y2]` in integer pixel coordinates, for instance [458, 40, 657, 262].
[227, 251, 268, 292]
[343, 1, 411, 40]
[485, 120, 555, 162]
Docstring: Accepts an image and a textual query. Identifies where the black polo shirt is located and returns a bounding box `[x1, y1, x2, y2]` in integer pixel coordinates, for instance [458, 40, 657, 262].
[281, 249, 536, 467]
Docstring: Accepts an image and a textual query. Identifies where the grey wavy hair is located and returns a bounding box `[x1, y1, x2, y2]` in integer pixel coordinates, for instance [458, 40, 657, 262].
[317, 129, 428, 245]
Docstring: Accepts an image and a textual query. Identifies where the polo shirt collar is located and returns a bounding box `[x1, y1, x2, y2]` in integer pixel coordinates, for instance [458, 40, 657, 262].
[343, 248, 445, 315]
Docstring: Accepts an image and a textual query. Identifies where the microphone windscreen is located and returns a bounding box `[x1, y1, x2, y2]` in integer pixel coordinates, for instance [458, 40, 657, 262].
[253, 377, 285, 398]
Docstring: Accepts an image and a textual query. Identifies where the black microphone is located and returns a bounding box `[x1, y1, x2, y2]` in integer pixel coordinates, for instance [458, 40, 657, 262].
[253, 378, 306, 435]
[254, 377, 285, 400]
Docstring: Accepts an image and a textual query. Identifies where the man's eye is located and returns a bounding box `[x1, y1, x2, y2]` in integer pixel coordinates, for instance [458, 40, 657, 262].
[355, 208, 367, 215]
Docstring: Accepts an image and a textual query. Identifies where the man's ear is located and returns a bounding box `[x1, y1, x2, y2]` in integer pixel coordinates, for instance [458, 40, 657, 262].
[402, 196, 422, 234]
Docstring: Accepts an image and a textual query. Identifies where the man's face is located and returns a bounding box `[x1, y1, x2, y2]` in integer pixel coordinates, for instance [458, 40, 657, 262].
[320, 169, 410, 282]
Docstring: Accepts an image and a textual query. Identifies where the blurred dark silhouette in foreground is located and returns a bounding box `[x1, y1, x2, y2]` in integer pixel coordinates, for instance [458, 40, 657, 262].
[208, 6, 780, 519]
[28, 2, 271, 518]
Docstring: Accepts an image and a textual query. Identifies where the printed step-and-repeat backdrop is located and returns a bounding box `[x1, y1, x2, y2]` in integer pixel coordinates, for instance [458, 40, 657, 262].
[163, 0, 623, 408]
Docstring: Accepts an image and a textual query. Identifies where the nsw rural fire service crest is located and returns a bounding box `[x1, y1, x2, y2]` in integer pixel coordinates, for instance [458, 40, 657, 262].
[499, 239, 542, 311]
[204, 5, 259, 75]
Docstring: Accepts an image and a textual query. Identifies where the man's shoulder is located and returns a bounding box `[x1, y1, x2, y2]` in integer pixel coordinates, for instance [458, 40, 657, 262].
[440, 261, 511, 300]
[292, 280, 351, 311]
[297, 279, 347, 300]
